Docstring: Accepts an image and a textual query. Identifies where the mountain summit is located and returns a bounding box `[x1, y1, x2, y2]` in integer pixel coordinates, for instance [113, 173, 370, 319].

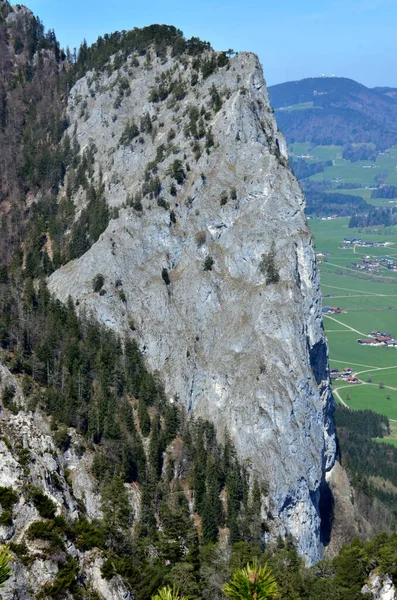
[0, 2, 337, 596]
[48, 30, 336, 563]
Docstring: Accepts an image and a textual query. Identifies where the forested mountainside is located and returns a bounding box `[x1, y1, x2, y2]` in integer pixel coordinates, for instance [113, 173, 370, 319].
[0, 285, 395, 599]
[268, 76, 397, 150]
[0, 0, 397, 598]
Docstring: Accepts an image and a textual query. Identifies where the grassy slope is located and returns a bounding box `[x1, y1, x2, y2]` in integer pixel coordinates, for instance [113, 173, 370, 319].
[290, 142, 397, 196]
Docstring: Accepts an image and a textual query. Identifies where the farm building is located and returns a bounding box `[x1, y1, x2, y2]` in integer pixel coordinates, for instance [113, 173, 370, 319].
[369, 331, 392, 338]
[344, 237, 362, 244]
[322, 306, 343, 314]
[357, 337, 392, 346]
[331, 306, 343, 313]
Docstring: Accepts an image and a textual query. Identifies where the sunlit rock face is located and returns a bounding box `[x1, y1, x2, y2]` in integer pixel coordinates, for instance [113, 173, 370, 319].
[48, 48, 336, 563]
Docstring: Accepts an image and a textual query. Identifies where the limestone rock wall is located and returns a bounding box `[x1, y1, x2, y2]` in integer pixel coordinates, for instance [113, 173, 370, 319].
[48, 49, 336, 563]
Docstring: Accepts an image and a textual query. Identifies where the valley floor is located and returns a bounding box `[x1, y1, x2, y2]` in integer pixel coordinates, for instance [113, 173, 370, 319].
[310, 218, 397, 445]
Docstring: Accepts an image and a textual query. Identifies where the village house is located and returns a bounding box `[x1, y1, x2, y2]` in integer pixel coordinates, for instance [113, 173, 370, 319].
[339, 368, 353, 378]
[322, 306, 343, 314]
[344, 237, 362, 244]
[331, 306, 343, 314]
[357, 336, 392, 346]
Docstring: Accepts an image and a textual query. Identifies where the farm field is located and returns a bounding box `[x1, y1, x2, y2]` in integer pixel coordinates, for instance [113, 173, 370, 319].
[333, 384, 397, 420]
[290, 142, 397, 210]
[290, 143, 397, 187]
[289, 142, 310, 156]
[310, 160, 390, 186]
[290, 143, 342, 161]
[276, 101, 321, 112]
[310, 218, 397, 444]
[312, 218, 397, 278]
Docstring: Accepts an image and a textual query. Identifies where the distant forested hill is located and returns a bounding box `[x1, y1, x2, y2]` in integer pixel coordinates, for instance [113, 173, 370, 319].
[268, 77, 397, 150]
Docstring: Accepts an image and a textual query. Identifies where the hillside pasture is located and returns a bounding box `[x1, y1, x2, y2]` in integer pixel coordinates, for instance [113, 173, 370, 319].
[276, 101, 321, 111]
[289, 142, 310, 156]
[309, 159, 380, 185]
[334, 383, 397, 421]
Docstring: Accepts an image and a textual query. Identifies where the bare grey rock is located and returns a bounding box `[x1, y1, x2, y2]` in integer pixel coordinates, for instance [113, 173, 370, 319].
[64, 439, 103, 520]
[48, 49, 336, 563]
[324, 461, 372, 559]
[82, 552, 131, 600]
[362, 573, 396, 600]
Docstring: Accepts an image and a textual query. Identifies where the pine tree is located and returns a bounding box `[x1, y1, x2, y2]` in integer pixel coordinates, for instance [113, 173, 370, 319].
[138, 398, 151, 437]
[149, 413, 163, 480]
[201, 455, 222, 545]
[227, 467, 241, 544]
[101, 476, 131, 531]
[259, 242, 279, 285]
[0, 546, 11, 587]
[151, 586, 188, 600]
[101, 476, 131, 551]
[164, 403, 180, 443]
[223, 560, 278, 600]
[192, 431, 206, 514]
[125, 339, 143, 396]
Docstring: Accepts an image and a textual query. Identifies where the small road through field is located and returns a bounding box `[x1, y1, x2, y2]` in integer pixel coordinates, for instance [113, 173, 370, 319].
[322, 283, 381, 295]
[323, 314, 367, 336]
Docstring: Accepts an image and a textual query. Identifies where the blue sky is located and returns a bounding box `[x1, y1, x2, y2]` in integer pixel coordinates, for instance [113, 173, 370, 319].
[11, 0, 397, 88]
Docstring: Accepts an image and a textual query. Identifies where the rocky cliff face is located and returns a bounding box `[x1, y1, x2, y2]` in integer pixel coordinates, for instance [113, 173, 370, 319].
[47, 47, 336, 562]
[0, 363, 131, 600]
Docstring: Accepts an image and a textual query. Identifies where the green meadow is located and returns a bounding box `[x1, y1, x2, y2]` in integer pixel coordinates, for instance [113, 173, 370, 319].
[276, 101, 321, 112]
[289, 142, 397, 190]
[289, 142, 310, 156]
[375, 422, 397, 448]
[335, 384, 397, 420]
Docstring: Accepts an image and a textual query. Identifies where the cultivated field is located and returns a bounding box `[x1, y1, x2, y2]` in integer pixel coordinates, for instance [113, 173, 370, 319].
[291, 143, 397, 188]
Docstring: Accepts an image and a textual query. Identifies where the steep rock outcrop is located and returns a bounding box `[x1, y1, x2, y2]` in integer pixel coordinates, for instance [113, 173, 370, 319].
[0, 363, 132, 599]
[48, 48, 336, 562]
[324, 460, 372, 559]
[362, 573, 396, 600]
